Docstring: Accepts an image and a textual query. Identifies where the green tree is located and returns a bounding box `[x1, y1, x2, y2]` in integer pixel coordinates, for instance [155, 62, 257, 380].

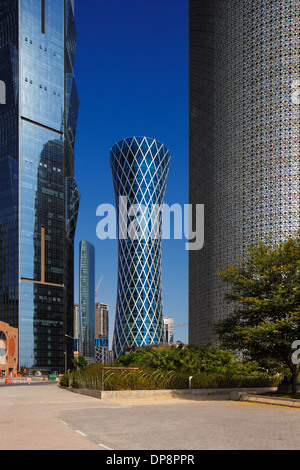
[214, 231, 300, 394]
[72, 355, 88, 370]
[116, 344, 260, 376]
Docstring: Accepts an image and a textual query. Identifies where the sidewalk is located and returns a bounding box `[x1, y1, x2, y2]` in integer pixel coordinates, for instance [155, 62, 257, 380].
[1, 382, 300, 450]
[0, 383, 111, 450]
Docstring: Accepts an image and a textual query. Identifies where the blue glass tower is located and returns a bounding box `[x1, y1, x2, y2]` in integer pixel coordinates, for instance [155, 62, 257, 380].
[110, 137, 171, 358]
[0, 0, 79, 372]
[79, 241, 95, 364]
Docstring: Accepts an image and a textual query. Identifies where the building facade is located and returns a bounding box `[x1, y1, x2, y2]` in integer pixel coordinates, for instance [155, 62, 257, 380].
[73, 303, 79, 355]
[163, 317, 174, 345]
[0, 321, 18, 378]
[79, 241, 95, 363]
[189, 0, 300, 345]
[110, 137, 171, 358]
[73, 303, 79, 340]
[0, 0, 80, 372]
[95, 302, 109, 364]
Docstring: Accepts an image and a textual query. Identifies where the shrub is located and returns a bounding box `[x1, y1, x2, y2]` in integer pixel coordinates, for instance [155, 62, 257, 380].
[59, 366, 282, 391]
[59, 373, 70, 387]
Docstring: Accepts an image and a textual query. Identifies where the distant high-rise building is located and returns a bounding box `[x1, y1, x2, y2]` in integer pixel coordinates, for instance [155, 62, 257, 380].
[73, 303, 79, 354]
[95, 302, 109, 363]
[73, 303, 79, 339]
[163, 317, 174, 345]
[79, 241, 95, 363]
[110, 137, 171, 358]
[189, 0, 300, 346]
[0, 0, 80, 372]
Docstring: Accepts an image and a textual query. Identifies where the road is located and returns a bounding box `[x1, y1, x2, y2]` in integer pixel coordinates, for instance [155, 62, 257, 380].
[0, 382, 300, 450]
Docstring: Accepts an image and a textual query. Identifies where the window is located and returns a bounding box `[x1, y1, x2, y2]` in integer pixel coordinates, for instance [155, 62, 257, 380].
[41, 0, 45, 34]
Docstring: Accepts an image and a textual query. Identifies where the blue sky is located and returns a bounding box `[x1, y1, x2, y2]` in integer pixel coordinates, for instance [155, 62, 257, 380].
[73, 0, 189, 347]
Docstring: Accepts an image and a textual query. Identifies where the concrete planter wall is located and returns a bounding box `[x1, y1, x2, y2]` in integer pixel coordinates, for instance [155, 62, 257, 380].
[65, 387, 278, 401]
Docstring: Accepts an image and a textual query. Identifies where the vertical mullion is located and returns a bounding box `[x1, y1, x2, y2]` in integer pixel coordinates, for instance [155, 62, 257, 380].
[41, 227, 45, 284]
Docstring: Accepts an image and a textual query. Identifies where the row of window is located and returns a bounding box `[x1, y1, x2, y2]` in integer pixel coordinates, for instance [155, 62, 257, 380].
[24, 37, 61, 58]
[24, 78, 61, 97]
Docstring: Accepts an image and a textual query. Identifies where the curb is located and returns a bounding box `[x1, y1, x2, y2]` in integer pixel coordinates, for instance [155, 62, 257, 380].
[234, 393, 300, 408]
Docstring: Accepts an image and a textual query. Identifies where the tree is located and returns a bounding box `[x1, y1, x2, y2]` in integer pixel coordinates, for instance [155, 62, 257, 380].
[72, 355, 88, 370]
[116, 344, 261, 376]
[214, 231, 300, 394]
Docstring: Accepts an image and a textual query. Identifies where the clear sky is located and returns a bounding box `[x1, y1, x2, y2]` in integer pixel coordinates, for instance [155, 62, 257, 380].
[73, 0, 189, 347]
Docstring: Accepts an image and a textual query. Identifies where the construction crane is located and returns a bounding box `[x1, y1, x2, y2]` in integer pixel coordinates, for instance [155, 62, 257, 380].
[173, 323, 188, 328]
[162, 322, 188, 345]
[95, 275, 103, 303]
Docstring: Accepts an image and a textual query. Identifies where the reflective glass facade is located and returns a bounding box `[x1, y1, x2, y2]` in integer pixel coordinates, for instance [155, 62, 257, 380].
[0, 0, 79, 372]
[110, 137, 171, 358]
[189, 0, 300, 345]
[79, 241, 95, 363]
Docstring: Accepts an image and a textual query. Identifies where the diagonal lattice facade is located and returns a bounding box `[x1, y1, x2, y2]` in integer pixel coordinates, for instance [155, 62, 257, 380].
[110, 137, 171, 358]
[189, 0, 300, 346]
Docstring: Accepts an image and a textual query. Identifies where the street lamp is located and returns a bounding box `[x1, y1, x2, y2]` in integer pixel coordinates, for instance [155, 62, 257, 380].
[64, 334, 76, 374]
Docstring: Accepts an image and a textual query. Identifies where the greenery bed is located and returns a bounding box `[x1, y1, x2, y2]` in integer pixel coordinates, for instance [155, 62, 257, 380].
[60, 367, 281, 391]
[59, 345, 283, 392]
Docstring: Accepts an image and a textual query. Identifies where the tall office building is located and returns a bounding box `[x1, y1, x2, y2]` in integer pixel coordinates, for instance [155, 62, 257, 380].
[163, 316, 174, 345]
[0, 0, 80, 372]
[79, 241, 95, 363]
[73, 303, 79, 339]
[95, 302, 109, 363]
[189, 0, 300, 345]
[73, 303, 79, 355]
[110, 137, 171, 358]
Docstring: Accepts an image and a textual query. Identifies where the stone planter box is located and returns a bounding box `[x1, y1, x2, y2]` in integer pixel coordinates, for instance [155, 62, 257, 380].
[64, 386, 278, 401]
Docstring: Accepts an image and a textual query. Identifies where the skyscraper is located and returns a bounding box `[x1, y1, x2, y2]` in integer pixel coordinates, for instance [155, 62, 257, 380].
[163, 317, 174, 345]
[0, 0, 80, 372]
[73, 303, 79, 355]
[189, 0, 300, 345]
[110, 137, 171, 358]
[95, 302, 109, 364]
[79, 241, 95, 363]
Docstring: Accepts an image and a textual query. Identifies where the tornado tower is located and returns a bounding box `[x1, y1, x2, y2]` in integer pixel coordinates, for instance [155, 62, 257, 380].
[110, 137, 171, 358]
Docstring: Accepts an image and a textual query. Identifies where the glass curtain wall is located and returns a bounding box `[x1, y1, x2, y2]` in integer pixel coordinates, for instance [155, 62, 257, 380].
[0, 0, 79, 372]
[79, 241, 95, 364]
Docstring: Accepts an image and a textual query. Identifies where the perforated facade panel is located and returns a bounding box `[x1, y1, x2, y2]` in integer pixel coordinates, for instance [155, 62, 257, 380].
[189, 0, 300, 345]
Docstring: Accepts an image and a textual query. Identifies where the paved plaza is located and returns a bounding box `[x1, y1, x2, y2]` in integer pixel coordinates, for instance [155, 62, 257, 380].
[0, 382, 300, 450]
